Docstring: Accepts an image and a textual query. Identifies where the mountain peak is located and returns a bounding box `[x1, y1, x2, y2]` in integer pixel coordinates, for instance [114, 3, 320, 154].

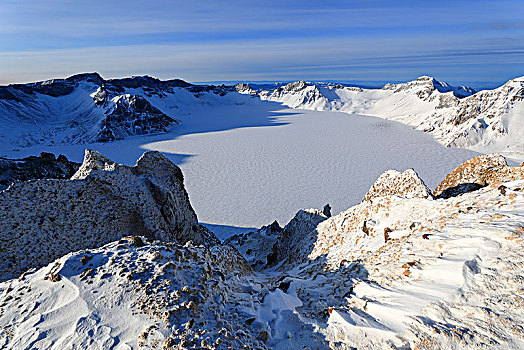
[65, 72, 104, 85]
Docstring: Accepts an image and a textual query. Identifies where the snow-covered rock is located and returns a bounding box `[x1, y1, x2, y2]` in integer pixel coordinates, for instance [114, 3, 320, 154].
[362, 168, 433, 201]
[234, 83, 257, 95]
[224, 220, 282, 270]
[96, 93, 177, 142]
[266, 208, 328, 267]
[384, 75, 476, 99]
[262, 81, 331, 110]
[434, 153, 524, 197]
[0, 150, 217, 281]
[1, 73, 522, 157]
[0, 239, 255, 349]
[0, 73, 239, 148]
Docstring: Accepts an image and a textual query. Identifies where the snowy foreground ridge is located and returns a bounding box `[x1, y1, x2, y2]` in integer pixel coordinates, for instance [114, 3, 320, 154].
[0, 73, 523, 158]
[1, 151, 523, 349]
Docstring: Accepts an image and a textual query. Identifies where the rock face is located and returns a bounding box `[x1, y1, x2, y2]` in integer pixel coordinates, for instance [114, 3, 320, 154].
[266, 208, 328, 266]
[2, 73, 522, 157]
[228, 208, 329, 269]
[384, 75, 476, 99]
[235, 83, 257, 95]
[0, 150, 217, 281]
[0, 73, 239, 148]
[362, 169, 433, 202]
[433, 153, 524, 197]
[264, 81, 330, 110]
[96, 94, 177, 142]
[224, 220, 282, 270]
[0, 152, 80, 190]
[1, 154, 524, 349]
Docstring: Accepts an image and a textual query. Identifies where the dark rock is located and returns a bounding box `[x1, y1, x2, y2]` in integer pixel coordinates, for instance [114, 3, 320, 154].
[80, 255, 93, 265]
[39, 152, 56, 160]
[0, 153, 81, 190]
[96, 94, 177, 142]
[127, 236, 145, 247]
[322, 204, 332, 217]
[0, 87, 20, 101]
[436, 182, 486, 199]
[278, 280, 291, 293]
[362, 220, 370, 235]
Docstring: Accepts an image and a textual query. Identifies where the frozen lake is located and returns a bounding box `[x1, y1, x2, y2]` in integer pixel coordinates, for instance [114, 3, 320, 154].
[3, 101, 480, 238]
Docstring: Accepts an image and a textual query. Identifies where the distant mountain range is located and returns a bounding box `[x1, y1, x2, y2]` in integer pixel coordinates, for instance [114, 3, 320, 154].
[246, 75, 524, 159]
[0, 73, 522, 158]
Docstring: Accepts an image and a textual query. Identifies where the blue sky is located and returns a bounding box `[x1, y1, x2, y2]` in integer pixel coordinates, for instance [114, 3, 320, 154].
[1, 0, 523, 88]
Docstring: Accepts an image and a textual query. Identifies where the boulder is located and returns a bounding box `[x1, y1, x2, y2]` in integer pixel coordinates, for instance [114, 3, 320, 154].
[0, 149, 217, 281]
[362, 169, 433, 202]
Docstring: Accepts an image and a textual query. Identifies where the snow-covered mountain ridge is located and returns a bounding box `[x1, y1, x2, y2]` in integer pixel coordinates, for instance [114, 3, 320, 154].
[1, 73, 523, 159]
[0, 73, 237, 147]
[252, 75, 524, 159]
[1, 151, 523, 349]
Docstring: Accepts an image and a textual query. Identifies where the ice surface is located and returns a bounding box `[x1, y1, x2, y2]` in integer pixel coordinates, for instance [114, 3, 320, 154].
[0, 103, 480, 235]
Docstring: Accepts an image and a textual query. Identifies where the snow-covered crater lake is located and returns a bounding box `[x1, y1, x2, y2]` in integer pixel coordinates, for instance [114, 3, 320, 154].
[4, 101, 480, 238]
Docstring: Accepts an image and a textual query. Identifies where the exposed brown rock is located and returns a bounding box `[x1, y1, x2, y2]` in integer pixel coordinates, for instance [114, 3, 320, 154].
[434, 154, 524, 197]
[384, 227, 392, 242]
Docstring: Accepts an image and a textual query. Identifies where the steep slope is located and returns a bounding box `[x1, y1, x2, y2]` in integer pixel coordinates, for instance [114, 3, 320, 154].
[0, 73, 236, 148]
[263, 81, 331, 110]
[228, 155, 524, 348]
[0, 150, 217, 281]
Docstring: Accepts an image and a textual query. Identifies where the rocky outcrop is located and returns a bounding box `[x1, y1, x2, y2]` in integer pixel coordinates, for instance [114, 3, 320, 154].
[225, 208, 328, 269]
[5, 73, 104, 98]
[225, 221, 282, 270]
[0, 73, 201, 147]
[0, 239, 256, 349]
[386, 75, 475, 99]
[254, 76, 523, 155]
[235, 83, 257, 95]
[1, 156, 524, 349]
[0, 150, 217, 281]
[264, 81, 330, 109]
[96, 94, 177, 142]
[362, 169, 433, 202]
[433, 153, 524, 197]
[0, 152, 80, 190]
[266, 209, 328, 266]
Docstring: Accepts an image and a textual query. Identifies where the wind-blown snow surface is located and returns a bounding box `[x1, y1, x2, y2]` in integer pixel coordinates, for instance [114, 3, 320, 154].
[0, 104, 481, 234]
